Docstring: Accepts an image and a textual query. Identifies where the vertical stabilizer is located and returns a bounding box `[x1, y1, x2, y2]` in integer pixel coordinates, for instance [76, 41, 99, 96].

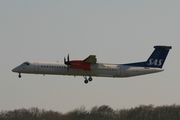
[146, 46, 172, 68]
[123, 46, 172, 68]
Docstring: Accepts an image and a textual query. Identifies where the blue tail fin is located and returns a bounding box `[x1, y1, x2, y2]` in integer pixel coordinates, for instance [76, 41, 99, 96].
[123, 46, 172, 68]
[146, 46, 172, 68]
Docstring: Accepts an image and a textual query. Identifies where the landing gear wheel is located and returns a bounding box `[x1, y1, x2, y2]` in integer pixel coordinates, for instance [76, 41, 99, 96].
[18, 74, 21, 78]
[88, 77, 92, 82]
[84, 79, 88, 84]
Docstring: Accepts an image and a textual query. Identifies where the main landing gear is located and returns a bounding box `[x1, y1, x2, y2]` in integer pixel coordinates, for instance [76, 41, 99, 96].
[84, 76, 93, 84]
[18, 73, 21, 78]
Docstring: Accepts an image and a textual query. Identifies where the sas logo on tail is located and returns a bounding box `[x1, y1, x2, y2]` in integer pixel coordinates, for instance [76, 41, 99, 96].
[147, 59, 163, 66]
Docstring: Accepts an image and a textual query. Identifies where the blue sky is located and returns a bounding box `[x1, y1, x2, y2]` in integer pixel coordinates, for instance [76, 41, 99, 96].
[0, 1, 179, 112]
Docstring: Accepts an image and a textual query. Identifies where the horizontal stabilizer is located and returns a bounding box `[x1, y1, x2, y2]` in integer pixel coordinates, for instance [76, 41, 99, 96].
[154, 46, 172, 50]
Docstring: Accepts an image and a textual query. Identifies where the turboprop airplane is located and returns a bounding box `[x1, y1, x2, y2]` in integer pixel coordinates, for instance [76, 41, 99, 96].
[12, 46, 172, 84]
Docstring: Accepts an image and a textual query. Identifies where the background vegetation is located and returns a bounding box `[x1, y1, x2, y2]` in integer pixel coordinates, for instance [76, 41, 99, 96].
[1, 104, 180, 120]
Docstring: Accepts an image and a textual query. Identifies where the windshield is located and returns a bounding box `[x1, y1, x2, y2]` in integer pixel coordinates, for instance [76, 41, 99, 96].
[21, 62, 30, 66]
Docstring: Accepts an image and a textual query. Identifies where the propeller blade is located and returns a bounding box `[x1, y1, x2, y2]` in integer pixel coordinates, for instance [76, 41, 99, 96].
[67, 54, 70, 71]
[67, 65, 70, 71]
[64, 54, 70, 71]
[67, 54, 69, 63]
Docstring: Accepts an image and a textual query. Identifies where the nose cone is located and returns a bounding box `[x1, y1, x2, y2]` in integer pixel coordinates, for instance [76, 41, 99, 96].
[12, 67, 18, 72]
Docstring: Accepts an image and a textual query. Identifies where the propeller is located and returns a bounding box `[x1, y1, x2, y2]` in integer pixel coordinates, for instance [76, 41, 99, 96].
[64, 54, 70, 70]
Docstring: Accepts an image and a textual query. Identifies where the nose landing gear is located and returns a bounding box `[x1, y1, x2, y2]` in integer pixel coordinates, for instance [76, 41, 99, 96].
[18, 73, 21, 78]
[83, 76, 93, 84]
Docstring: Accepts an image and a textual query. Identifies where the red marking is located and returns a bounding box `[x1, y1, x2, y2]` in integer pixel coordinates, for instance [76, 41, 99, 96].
[70, 60, 90, 71]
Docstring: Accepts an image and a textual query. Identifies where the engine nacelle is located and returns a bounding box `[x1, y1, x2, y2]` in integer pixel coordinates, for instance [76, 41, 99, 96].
[70, 60, 90, 71]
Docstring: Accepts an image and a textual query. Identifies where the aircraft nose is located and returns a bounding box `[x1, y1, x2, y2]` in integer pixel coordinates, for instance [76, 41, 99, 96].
[12, 67, 18, 72]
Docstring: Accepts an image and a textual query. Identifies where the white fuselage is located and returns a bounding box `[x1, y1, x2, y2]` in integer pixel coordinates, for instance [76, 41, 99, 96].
[12, 61, 163, 78]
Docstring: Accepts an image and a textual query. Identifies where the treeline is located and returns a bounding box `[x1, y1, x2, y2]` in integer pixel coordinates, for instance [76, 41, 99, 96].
[1, 104, 180, 120]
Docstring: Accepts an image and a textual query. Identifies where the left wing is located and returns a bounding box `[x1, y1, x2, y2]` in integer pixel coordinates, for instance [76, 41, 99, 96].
[83, 55, 97, 64]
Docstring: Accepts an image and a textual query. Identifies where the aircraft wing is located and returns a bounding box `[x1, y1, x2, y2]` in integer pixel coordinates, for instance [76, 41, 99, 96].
[83, 55, 97, 64]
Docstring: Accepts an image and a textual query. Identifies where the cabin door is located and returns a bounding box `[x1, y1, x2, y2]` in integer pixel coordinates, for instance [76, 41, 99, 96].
[116, 66, 121, 76]
[34, 62, 39, 72]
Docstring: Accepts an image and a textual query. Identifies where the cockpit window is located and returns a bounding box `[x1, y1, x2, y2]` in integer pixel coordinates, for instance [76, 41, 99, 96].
[22, 62, 30, 66]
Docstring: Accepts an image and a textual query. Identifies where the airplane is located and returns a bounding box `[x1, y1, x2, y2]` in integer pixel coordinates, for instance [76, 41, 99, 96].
[12, 46, 172, 84]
